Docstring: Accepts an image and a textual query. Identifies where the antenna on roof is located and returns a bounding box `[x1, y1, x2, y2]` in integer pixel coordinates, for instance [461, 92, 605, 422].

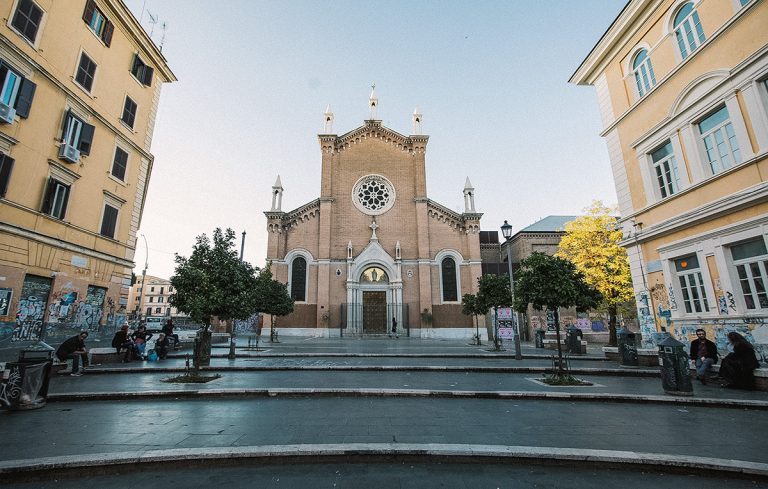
[159, 22, 168, 52]
[148, 11, 158, 37]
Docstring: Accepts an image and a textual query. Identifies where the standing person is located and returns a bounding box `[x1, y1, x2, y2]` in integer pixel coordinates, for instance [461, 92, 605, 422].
[111, 323, 136, 362]
[719, 332, 761, 389]
[131, 325, 153, 360]
[56, 331, 89, 377]
[689, 329, 718, 384]
[162, 319, 180, 350]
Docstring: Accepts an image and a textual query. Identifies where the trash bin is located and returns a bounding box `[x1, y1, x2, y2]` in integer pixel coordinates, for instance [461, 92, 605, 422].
[1, 342, 54, 410]
[566, 326, 583, 354]
[657, 335, 693, 396]
[617, 327, 639, 367]
[534, 329, 546, 348]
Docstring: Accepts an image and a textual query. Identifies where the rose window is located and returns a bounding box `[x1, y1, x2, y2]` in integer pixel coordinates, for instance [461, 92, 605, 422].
[352, 174, 395, 215]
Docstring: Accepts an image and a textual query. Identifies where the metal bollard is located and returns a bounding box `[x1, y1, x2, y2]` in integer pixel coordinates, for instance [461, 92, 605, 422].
[657, 335, 693, 396]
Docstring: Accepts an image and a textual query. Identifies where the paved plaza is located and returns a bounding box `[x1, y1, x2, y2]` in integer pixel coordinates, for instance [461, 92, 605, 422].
[1, 337, 767, 488]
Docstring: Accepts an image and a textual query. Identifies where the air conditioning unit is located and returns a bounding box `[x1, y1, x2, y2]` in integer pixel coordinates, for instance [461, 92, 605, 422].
[0, 102, 15, 124]
[58, 143, 80, 163]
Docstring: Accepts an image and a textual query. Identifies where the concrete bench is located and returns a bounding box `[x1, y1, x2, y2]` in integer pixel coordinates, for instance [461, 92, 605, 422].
[543, 338, 588, 354]
[602, 346, 659, 367]
[691, 364, 768, 391]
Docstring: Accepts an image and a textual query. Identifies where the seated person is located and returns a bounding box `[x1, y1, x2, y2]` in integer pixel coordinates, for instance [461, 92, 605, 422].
[720, 332, 761, 390]
[162, 319, 180, 349]
[689, 329, 718, 384]
[111, 323, 136, 362]
[131, 325, 153, 360]
[56, 331, 89, 376]
[154, 333, 170, 359]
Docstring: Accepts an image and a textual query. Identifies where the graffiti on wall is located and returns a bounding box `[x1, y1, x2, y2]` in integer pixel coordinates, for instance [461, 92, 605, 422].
[637, 291, 656, 348]
[74, 286, 107, 331]
[234, 313, 262, 334]
[670, 322, 768, 364]
[48, 282, 79, 323]
[12, 275, 52, 342]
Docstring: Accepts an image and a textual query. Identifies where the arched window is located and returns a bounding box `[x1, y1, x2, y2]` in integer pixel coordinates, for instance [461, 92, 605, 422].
[441, 257, 458, 302]
[290, 256, 307, 301]
[632, 49, 656, 97]
[673, 2, 705, 60]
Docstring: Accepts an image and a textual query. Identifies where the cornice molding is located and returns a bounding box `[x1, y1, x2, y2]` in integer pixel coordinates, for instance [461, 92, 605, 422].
[426, 199, 482, 235]
[264, 199, 321, 233]
[318, 120, 429, 155]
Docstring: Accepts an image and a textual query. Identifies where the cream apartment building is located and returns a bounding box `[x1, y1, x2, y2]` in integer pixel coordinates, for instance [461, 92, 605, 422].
[0, 0, 175, 343]
[571, 0, 768, 359]
[127, 274, 178, 319]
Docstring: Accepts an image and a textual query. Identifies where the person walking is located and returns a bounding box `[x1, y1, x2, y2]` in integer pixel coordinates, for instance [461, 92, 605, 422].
[56, 331, 89, 376]
[389, 316, 398, 338]
[689, 329, 718, 384]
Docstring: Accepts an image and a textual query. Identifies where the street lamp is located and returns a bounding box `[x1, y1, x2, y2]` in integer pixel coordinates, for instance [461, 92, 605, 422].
[137, 234, 148, 323]
[501, 220, 523, 360]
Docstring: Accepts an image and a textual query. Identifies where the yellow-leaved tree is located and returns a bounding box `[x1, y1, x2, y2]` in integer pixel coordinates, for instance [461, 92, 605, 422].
[556, 201, 635, 346]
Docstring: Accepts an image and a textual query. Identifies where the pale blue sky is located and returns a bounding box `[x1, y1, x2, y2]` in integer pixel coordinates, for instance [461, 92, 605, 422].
[124, 0, 627, 279]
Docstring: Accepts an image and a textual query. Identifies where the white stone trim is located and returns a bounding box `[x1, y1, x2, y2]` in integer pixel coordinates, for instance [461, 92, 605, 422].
[604, 128, 633, 216]
[594, 72, 615, 129]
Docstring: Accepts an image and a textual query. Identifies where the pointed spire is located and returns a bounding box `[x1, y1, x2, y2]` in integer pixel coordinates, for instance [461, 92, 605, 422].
[412, 107, 423, 135]
[463, 176, 476, 213]
[323, 104, 334, 133]
[271, 175, 284, 211]
[368, 84, 378, 120]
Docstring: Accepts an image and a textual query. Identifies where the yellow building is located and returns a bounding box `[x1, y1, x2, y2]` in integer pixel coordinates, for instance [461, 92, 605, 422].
[571, 0, 768, 358]
[0, 0, 175, 346]
[126, 275, 178, 319]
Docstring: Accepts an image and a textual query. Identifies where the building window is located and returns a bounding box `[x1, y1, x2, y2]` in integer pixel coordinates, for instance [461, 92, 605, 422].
[674, 254, 710, 313]
[151, 286, 155, 292]
[111, 147, 128, 181]
[41, 177, 70, 220]
[290, 256, 307, 301]
[699, 105, 741, 175]
[731, 237, 768, 310]
[148, 296, 153, 303]
[0, 61, 36, 121]
[651, 141, 680, 198]
[154, 307, 161, 314]
[100, 203, 118, 238]
[632, 49, 656, 97]
[121, 96, 137, 128]
[75, 52, 97, 92]
[11, 0, 43, 44]
[158, 296, 164, 303]
[61, 110, 95, 155]
[673, 2, 705, 60]
[130, 54, 153, 87]
[441, 257, 458, 302]
[82, 0, 113, 46]
[0, 154, 14, 198]
[160, 287, 164, 294]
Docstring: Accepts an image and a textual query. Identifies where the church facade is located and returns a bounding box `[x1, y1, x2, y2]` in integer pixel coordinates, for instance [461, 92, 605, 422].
[264, 93, 484, 338]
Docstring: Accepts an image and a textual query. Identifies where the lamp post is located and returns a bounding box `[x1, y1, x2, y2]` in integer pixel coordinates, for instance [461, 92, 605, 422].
[501, 220, 523, 360]
[137, 234, 148, 323]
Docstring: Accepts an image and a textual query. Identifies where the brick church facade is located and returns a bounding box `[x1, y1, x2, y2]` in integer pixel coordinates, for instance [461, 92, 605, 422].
[264, 92, 484, 337]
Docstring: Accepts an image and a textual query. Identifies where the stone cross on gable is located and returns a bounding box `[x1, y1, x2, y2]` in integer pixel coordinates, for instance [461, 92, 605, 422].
[369, 219, 379, 240]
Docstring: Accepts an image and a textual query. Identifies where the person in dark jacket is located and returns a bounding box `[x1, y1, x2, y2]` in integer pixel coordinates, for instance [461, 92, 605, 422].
[162, 319, 180, 349]
[111, 323, 136, 362]
[154, 333, 170, 359]
[689, 329, 718, 384]
[56, 331, 89, 376]
[719, 332, 761, 390]
[131, 325, 153, 360]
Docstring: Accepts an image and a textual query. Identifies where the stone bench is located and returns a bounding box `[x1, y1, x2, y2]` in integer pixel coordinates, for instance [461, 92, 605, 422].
[602, 346, 659, 367]
[543, 338, 588, 354]
[692, 364, 768, 391]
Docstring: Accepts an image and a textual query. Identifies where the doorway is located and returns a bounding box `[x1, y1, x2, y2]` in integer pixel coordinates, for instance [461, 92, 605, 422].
[362, 291, 387, 334]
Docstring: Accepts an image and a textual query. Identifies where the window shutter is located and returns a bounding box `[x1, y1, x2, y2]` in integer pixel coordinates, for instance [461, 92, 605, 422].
[0, 154, 14, 197]
[82, 0, 96, 24]
[14, 78, 36, 118]
[101, 205, 117, 238]
[59, 184, 70, 219]
[78, 122, 95, 155]
[61, 110, 73, 141]
[102, 20, 114, 47]
[131, 54, 140, 77]
[41, 177, 55, 214]
[143, 66, 154, 86]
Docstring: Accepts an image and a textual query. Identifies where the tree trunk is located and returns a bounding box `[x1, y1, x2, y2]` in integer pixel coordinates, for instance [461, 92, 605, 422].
[193, 324, 212, 370]
[608, 304, 618, 347]
[554, 309, 564, 376]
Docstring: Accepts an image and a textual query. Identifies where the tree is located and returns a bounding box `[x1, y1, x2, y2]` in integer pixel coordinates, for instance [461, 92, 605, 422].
[254, 263, 294, 342]
[461, 293, 484, 345]
[514, 252, 602, 375]
[170, 228, 260, 368]
[556, 201, 635, 346]
[475, 274, 513, 351]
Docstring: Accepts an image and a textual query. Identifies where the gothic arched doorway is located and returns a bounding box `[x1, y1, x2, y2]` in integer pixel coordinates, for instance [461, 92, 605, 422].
[360, 266, 388, 334]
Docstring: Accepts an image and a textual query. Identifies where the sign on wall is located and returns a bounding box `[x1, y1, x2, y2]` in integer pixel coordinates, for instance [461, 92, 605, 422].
[0, 288, 12, 316]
